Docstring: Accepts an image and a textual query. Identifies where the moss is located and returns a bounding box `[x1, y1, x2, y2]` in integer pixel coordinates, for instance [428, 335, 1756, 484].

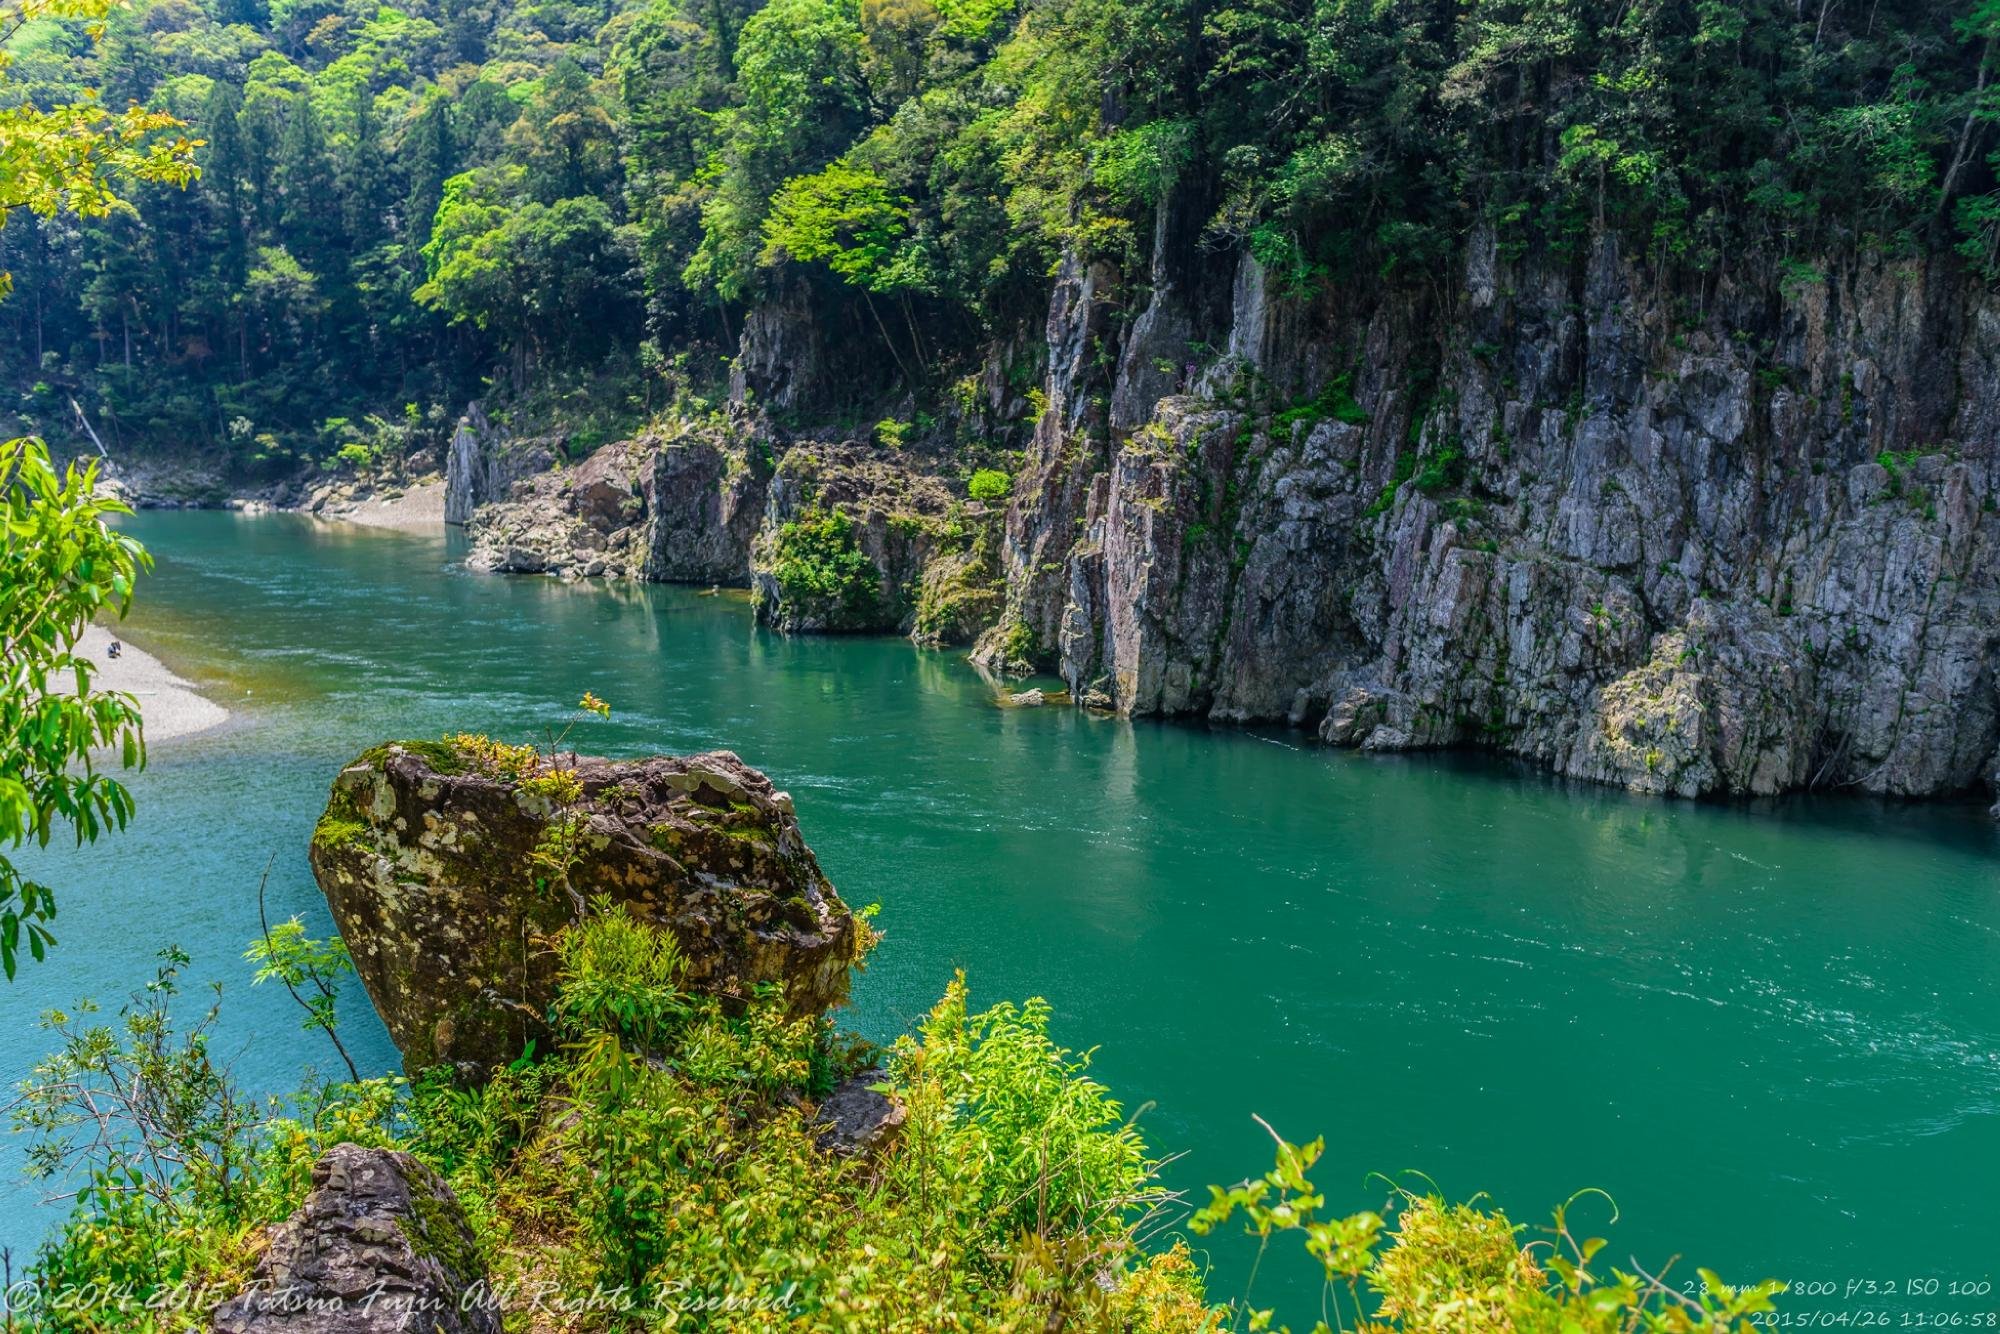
[398, 1170, 485, 1280]
[312, 816, 371, 853]
[400, 739, 470, 774]
[355, 739, 467, 776]
[722, 824, 777, 850]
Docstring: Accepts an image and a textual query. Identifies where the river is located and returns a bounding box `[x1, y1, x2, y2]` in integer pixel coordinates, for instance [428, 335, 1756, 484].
[6, 510, 1998, 1316]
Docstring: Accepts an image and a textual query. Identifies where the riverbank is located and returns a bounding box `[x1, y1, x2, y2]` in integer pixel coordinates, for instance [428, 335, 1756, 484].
[308, 478, 447, 533]
[63, 623, 228, 743]
[89, 452, 446, 536]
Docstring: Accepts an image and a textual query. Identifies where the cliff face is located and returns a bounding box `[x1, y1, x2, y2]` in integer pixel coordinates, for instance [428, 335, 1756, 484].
[993, 233, 2000, 801]
[452, 233, 2000, 803]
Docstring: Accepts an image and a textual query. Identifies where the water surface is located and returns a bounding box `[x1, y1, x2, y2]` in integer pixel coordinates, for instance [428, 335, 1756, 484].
[7, 511, 1997, 1315]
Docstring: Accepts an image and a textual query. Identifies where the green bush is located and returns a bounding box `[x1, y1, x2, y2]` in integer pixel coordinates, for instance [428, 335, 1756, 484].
[968, 468, 1012, 502]
[17, 915, 1780, 1334]
[771, 507, 882, 624]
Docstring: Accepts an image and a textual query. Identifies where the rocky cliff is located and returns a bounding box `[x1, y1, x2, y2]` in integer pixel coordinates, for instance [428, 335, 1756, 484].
[451, 232, 2000, 805]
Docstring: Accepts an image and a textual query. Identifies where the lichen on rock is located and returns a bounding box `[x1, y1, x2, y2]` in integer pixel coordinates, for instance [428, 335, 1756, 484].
[310, 740, 865, 1079]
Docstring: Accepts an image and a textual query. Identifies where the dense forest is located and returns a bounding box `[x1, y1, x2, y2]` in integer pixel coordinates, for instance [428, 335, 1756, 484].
[4, 0, 1998, 466]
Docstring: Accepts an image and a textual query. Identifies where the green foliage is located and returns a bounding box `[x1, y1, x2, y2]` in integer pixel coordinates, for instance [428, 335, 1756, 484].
[1274, 373, 1369, 433]
[10, 0, 1998, 459]
[1195, 1125, 1783, 1334]
[968, 467, 1011, 501]
[762, 161, 915, 290]
[0, 0, 200, 297]
[17, 920, 1779, 1332]
[885, 975, 1158, 1264]
[13, 945, 402, 1323]
[0, 437, 150, 978]
[550, 897, 691, 1049]
[771, 505, 883, 623]
[245, 907, 360, 1081]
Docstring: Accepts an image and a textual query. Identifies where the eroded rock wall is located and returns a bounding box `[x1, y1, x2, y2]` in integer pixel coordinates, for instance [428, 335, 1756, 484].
[454, 229, 2000, 802]
[1010, 233, 2000, 800]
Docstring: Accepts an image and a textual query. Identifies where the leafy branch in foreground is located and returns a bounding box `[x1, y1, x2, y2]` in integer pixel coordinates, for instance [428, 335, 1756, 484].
[0, 437, 151, 978]
[1192, 1118, 1785, 1334]
[246, 861, 362, 1084]
[0, 0, 200, 295]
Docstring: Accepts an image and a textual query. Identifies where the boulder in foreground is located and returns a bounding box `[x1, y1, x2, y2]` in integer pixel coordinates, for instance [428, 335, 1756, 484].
[210, 1144, 495, 1334]
[310, 741, 864, 1078]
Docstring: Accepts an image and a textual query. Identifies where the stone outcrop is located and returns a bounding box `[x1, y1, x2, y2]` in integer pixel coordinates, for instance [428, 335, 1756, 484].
[450, 228, 2000, 805]
[749, 442, 994, 636]
[310, 741, 865, 1078]
[991, 232, 2000, 802]
[465, 436, 652, 578]
[459, 420, 1006, 644]
[645, 430, 768, 584]
[812, 1070, 906, 1158]
[444, 403, 553, 527]
[211, 1144, 495, 1334]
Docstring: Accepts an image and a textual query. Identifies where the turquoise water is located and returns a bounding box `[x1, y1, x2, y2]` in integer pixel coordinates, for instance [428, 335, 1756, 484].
[6, 510, 1998, 1316]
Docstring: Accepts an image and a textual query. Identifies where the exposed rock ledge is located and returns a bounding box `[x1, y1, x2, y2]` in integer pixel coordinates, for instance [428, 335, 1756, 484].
[310, 741, 865, 1079]
[211, 1144, 496, 1334]
[446, 234, 2000, 809]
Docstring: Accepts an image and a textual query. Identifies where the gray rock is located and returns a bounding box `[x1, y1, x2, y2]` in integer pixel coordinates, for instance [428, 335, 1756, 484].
[645, 429, 767, 585]
[999, 232, 2000, 801]
[444, 403, 551, 527]
[812, 1071, 905, 1158]
[210, 1144, 496, 1334]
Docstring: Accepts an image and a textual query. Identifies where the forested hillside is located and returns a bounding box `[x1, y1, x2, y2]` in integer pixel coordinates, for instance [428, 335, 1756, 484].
[4, 0, 1997, 466]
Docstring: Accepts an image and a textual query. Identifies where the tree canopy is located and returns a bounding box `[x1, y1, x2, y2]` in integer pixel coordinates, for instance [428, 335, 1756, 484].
[4, 0, 1999, 460]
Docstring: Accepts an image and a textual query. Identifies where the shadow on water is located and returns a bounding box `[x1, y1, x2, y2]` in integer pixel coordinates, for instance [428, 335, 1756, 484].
[2, 510, 1994, 1314]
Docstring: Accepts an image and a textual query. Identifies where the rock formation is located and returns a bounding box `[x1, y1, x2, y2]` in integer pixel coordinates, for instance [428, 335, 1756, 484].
[443, 403, 554, 528]
[211, 1144, 496, 1334]
[462, 427, 1007, 645]
[309, 741, 865, 1078]
[999, 236, 2000, 801]
[449, 233, 2000, 805]
[465, 435, 652, 577]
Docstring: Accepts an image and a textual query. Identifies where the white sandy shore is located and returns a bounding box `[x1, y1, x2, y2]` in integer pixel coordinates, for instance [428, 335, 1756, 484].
[59, 624, 229, 744]
[317, 478, 448, 533]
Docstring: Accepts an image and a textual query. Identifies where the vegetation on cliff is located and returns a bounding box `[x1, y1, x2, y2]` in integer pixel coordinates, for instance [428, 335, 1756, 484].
[6, 0, 1999, 462]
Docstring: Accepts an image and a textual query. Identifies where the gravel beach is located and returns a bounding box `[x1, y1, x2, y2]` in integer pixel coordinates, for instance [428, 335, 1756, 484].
[62, 623, 228, 743]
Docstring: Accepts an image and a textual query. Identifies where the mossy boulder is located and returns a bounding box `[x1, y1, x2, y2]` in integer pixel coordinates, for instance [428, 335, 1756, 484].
[310, 741, 865, 1079]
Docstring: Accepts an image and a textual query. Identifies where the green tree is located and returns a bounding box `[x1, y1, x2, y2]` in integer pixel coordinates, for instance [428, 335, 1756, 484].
[684, 0, 870, 300]
[0, 0, 200, 296]
[0, 439, 150, 978]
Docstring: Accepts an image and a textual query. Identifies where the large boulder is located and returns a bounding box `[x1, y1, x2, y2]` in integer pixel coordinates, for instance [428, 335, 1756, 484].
[211, 1144, 496, 1334]
[310, 742, 865, 1078]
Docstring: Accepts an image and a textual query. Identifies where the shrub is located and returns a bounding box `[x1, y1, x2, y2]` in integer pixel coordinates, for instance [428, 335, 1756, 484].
[968, 467, 1012, 502]
[771, 507, 882, 623]
[16, 921, 1779, 1334]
